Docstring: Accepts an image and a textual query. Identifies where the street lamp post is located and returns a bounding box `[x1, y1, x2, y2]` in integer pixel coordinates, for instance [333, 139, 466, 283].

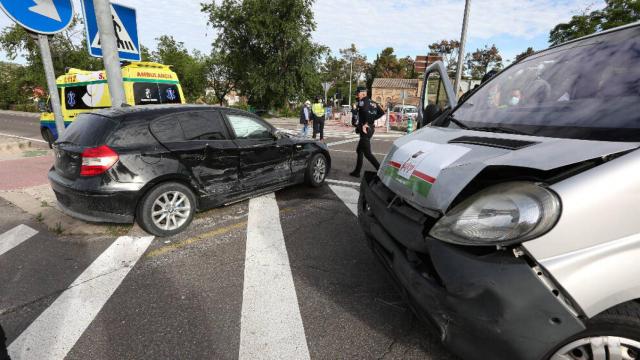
[454, 0, 472, 98]
[348, 58, 353, 107]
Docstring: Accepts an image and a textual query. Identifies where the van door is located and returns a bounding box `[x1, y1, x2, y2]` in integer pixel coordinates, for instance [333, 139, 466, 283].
[417, 61, 457, 128]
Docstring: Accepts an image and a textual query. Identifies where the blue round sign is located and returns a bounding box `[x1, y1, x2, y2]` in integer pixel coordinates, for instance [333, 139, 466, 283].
[0, 0, 74, 35]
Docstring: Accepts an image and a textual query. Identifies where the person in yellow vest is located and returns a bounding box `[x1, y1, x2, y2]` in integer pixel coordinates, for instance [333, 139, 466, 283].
[311, 96, 326, 141]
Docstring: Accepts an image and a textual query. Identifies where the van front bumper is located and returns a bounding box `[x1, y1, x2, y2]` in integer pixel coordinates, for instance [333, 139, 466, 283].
[358, 172, 586, 360]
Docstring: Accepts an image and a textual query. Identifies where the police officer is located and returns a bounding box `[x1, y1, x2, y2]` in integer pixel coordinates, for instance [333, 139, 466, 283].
[350, 86, 385, 178]
[311, 96, 326, 141]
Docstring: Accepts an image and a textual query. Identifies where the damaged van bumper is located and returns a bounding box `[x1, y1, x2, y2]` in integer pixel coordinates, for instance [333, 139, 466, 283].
[358, 172, 585, 360]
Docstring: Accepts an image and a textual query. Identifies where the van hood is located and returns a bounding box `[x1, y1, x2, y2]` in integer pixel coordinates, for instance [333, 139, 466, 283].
[379, 127, 639, 213]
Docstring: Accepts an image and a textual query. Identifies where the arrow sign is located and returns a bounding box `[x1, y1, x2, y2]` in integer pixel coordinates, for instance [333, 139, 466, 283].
[29, 0, 61, 22]
[81, 0, 141, 62]
[0, 0, 73, 34]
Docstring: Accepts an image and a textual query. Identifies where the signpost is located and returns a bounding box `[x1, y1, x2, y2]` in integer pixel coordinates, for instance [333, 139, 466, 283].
[81, 0, 141, 62]
[82, 0, 140, 108]
[0, 0, 74, 136]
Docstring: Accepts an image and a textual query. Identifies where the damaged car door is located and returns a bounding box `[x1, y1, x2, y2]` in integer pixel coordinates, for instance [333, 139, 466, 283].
[150, 110, 241, 201]
[224, 112, 292, 191]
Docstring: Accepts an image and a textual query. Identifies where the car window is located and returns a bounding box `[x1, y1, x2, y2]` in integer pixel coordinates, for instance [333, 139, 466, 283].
[179, 111, 228, 141]
[108, 121, 159, 148]
[226, 114, 273, 140]
[63, 85, 110, 110]
[150, 116, 185, 143]
[58, 114, 118, 146]
[159, 84, 182, 104]
[454, 26, 640, 142]
[423, 71, 450, 111]
[133, 83, 162, 105]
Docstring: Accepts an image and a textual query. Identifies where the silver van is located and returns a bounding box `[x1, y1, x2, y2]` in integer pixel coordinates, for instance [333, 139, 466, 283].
[358, 23, 640, 360]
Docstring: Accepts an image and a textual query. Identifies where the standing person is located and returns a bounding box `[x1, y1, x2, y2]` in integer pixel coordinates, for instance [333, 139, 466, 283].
[299, 100, 311, 137]
[311, 97, 325, 141]
[350, 86, 385, 178]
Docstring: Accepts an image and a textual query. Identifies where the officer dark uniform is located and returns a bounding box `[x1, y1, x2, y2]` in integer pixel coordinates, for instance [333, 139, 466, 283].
[350, 86, 384, 178]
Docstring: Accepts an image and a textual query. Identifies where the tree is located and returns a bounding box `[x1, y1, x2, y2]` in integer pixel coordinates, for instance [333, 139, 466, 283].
[467, 45, 503, 79]
[515, 47, 535, 63]
[365, 47, 417, 90]
[201, 0, 326, 109]
[205, 50, 234, 105]
[549, 0, 640, 45]
[428, 39, 460, 75]
[0, 16, 103, 100]
[152, 35, 207, 102]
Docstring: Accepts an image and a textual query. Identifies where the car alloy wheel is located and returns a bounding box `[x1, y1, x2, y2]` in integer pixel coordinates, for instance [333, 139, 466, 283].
[550, 336, 640, 360]
[313, 156, 327, 184]
[151, 191, 192, 231]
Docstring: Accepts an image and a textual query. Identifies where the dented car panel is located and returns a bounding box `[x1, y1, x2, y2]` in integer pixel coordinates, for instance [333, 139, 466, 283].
[378, 127, 639, 214]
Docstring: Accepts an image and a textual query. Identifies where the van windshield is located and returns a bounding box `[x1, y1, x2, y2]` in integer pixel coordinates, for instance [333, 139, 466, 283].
[452, 26, 640, 142]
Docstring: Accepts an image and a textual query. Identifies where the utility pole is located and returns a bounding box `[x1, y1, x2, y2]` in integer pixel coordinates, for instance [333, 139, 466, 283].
[93, 0, 126, 107]
[454, 0, 471, 99]
[37, 35, 65, 136]
[348, 57, 353, 107]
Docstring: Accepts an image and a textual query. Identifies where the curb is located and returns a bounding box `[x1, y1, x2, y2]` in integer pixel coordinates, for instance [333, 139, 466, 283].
[0, 110, 40, 118]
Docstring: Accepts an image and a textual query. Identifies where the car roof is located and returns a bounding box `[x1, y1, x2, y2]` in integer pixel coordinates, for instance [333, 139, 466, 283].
[85, 104, 257, 122]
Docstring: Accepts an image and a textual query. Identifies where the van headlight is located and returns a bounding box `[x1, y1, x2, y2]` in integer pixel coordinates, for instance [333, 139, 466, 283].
[429, 182, 561, 246]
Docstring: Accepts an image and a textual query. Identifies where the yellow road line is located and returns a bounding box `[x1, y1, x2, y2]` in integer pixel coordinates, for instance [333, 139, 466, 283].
[146, 221, 247, 258]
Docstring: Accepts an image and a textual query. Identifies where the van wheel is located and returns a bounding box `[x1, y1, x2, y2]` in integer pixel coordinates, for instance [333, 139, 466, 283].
[41, 128, 54, 149]
[305, 153, 327, 187]
[547, 302, 640, 359]
[137, 182, 196, 237]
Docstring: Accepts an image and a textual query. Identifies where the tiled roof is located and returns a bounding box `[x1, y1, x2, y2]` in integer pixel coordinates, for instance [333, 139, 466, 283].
[372, 78, 419, 89]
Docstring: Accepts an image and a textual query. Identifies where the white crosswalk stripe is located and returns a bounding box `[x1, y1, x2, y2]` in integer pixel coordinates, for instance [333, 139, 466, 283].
[8, 236, 154, 360]
[239, 194, 310, 360]
[329, 185, 360, 216]
[0, 225, 38, 257]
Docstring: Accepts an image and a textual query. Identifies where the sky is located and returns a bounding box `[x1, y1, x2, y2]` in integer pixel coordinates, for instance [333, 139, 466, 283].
[0, 0, 602, 66]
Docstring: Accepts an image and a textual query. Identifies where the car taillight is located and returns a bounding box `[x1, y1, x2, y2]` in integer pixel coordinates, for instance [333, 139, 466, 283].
[80, 145, 119, 177]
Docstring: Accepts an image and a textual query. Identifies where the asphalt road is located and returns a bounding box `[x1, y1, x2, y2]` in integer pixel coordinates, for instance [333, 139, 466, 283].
[0, 112, 460, 359]
[0, 113, 41, 140]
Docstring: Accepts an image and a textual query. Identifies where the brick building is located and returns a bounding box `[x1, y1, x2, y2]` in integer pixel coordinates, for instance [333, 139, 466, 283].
[371, 78, 423, 107]
[414, 55, 443, 74]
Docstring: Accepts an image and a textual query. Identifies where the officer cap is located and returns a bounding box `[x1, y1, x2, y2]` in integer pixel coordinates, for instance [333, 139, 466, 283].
[356, 86, 367, 94]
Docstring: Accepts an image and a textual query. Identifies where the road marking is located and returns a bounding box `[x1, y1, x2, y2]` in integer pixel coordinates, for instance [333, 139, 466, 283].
[0, 132, 48, 144]
[240, 194, 310, 360]
[329, 185, 360, 216]
[326, 138, 359, 147]
[146, 221, 247, 258]
[8, 236, 154, 360]
[327, 179, 361, 188]
[330, 148, 387, 156]
[0, 224, 38, 257]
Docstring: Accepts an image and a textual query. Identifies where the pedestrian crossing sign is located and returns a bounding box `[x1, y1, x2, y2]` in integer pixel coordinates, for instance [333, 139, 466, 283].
[81, 0, 140, 62]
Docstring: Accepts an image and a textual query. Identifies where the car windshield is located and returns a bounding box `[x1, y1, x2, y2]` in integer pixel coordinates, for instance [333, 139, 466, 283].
[452, 26, 640, 142]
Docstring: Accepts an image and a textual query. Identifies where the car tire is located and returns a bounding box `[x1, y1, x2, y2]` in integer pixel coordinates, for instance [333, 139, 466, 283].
[305, 153, 328, 187]
[546, 301, 640, 359]
[41, 128, 54, 149]
[137, 182, 196, 237]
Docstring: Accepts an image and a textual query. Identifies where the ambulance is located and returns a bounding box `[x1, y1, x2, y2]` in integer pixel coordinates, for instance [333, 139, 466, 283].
[40, 62, 185, 146]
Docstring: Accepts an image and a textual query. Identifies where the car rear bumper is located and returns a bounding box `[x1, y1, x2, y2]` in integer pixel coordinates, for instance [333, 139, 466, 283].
[49, 170, 137, 224]
[357, 172, 585, 360]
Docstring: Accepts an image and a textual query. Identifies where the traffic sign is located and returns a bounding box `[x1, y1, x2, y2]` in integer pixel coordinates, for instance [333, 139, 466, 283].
[0, 0, 74, 34]
[81, 0, 141, 62]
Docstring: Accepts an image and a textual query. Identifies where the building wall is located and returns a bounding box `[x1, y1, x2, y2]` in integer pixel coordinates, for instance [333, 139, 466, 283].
[371, 86, 420, 107]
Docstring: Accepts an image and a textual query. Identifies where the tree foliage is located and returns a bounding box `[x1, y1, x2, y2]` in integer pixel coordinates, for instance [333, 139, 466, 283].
[151, 35, 207, 102]
[428, 39, 461, 75]
[515, 47, 535, 63]
[201, 0, 326, 109]
[365, 47, 416, 91]
[549, 0, 640, 45]
[205, 50, 234, 105]
[0, 17, 102, 104]
[466, 45, 503, 79]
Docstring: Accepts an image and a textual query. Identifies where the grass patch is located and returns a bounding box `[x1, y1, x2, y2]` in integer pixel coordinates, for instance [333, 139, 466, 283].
[35, 212, 44, 223]
[106, 225, 132, 237]
[40, 200, 49, 208]
[23, 150, 48, 158]
[50, 222, 64, 235]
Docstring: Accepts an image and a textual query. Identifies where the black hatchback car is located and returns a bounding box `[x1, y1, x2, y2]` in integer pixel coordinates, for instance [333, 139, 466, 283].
[49, 105, 331, 236]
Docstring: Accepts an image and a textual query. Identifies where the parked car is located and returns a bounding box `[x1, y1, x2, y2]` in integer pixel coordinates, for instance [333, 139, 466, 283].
[392, 105, 418, 121]
[50, 105, 331, 236]
[358, 23, 640, 360]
